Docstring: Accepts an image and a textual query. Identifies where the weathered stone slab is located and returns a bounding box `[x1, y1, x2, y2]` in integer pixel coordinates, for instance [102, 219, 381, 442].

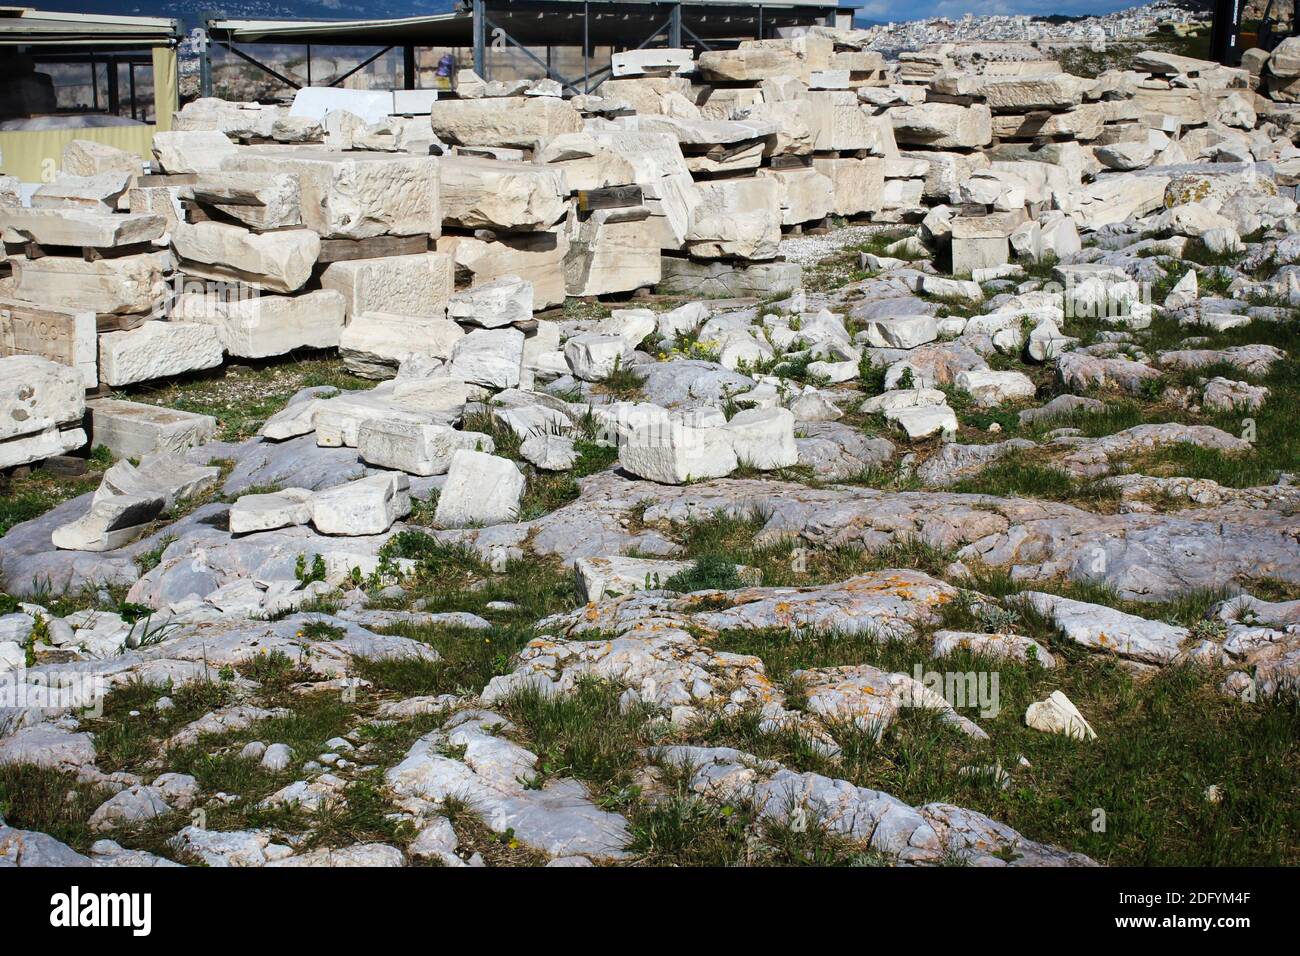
[311, 473, 412, 536]
[171, 289, 346, 358]
[172, 221, 319, 294]
[320, 252, 454, 320]
[429, 97, 583, 149]
[221, 149, 441, 240]
[757, 167, 834, 226]
[0, 301, 98, 388]
[31, 173, 131, 213]
[446, 275, 533, 327]
[52, 492, 164, 552]
[0, 355, 84, 443]
[447, 328, 525, 389]
[63, 139, 141, 179]
[611, 48, 694, 77]
[151, 130, 239, 174]
[439, 155, 567, 231]
[891, 103, 992, 149]
[812, 156, 884, 216]
[357, 419, 492, 476]
[437, 232, 569, 310]
[0, 209, 163, 248]
[657, 257, 800, 298]
[87, 398, 217, 459]
[338, 311, 464, 379]
[10, 252, 170, 315]
[97, 321, 224, 387]
[685, 178, 782, 260]
[433, 449, 526, 527]
[565, 206, 662, 296]
[181, 172, 303, 230]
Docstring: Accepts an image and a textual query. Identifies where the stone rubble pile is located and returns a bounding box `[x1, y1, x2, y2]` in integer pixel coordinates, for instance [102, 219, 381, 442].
[3, 21, 1300, 869]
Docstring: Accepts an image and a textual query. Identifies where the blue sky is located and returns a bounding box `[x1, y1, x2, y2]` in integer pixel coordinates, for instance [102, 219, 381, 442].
[857, 0, 1139, 20]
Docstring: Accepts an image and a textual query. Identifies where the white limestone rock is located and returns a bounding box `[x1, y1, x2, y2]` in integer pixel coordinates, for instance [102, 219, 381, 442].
[10, 252, 169, 315]
[221, 149, 441, 240]
[1021, 592, 1188, 665]
[357, 419, 494, 476]
[98, 321, 224, 387]
[172, 289, 346, 358]
[172, 221, 320, 294]
[519, 432, 578, 471]
[0, 356, 85, 443]
[619, 422, 738, 484]
[446, 275, 533, 328]
[564, 333, 633, 382]
[723, 407, 798, 470]
[1025, 691, 1096, 741]
[954, 369, 1036, 407]
[229, 488, 315, 535]
[338, 311, 464, 378]
[864, 315, 939, 350]
[311, 473, 412, 536]
[87, 398, 217, 459]
[885, 404, 958, 440]
[152, 130, 238, 174]
[439, 155, 567, 231]
[52, 493, 165, 552]
[447, 328, 525, 389]
[433, 449, 526, 528]
[319, 252, 455, 321]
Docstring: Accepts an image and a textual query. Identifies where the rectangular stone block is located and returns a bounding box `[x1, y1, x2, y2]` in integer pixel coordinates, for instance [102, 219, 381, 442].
[811, 157, 885, 217]
[1, 209, 163, 249]
[88, 397, 217, 459]
[0, 355, 85, 442]
[611, 48, 694, 77]
[657, 257, 801, 298]
[172, 221, 319, 294]
[438, 155, 568, 231]
[181, 172, 303, 230]
[436, 232, 569, 310]
[97, 321, 224, 387]
[339, 311, 465, 378]
[428, 97, 583, 149]
[170, 288, 347, 358]
[685, 178, 782, 261]
[564, 206, 661, 297]
[221, 149, 441, 240]
[0, 426, 87, 470]
[0, 300, 98, 388]
[10, 252, 170, 316]
[319, 252, 455, 321]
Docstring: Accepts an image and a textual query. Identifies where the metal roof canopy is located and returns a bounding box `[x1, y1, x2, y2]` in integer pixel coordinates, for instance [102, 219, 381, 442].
[204, 0, 842, 97]
[0, 6, 181, 47]
[208, 0, 841, 47]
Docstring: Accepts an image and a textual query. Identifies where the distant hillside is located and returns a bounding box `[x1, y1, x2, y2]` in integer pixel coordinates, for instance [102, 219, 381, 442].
[21, 0, 457, 30]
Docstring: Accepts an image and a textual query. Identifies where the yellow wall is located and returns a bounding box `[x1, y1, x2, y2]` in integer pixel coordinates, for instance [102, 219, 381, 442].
[0, 124, 158, 183]
[0, 45, 176, 183]
[152, 46, 178, 132]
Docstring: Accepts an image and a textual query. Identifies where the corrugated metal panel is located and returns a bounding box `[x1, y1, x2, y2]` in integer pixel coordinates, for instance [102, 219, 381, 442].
[0, 8, 180, 46]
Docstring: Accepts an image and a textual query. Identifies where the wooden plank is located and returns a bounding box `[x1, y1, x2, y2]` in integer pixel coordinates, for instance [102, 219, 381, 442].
[6, 240, 153, 261]
[82, 241, 155, 262]
[94, 313, 149, 334]
[769, 154, 814, 170]
[703, 141, 759, 162]
[576, 185, 644, 213]
[316, 234, 430, 264]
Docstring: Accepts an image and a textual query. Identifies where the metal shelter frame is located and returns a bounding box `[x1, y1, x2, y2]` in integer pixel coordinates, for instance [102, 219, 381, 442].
[205, 0, 846, 98]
